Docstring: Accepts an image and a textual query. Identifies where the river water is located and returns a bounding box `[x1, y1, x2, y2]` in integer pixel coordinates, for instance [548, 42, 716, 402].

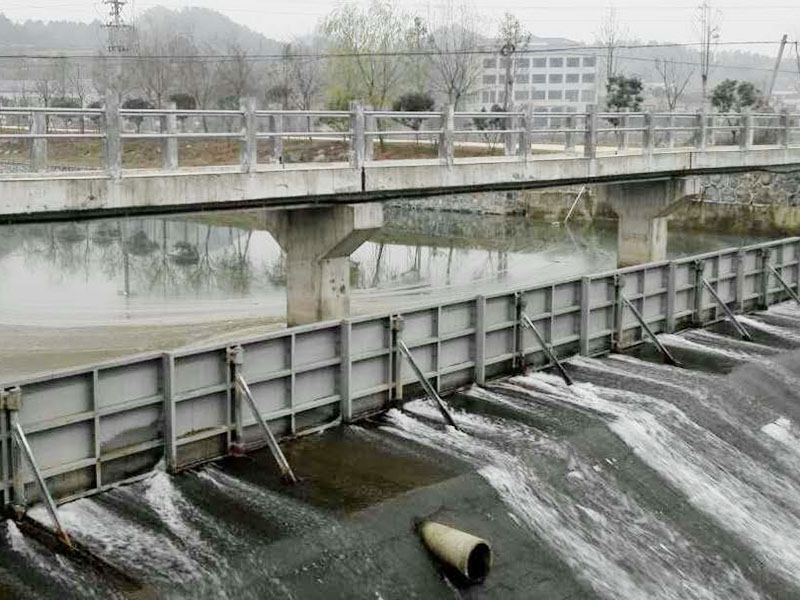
[4, 302, 800, 598]
[0, 206, 768, 379]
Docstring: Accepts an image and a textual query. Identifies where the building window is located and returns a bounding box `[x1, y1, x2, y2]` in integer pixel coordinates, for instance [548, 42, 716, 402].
[532, 90, 546, 100]
[565, 89, 579, 102]
[516, 74, 529, 84]
[483, 58, 496, 68]
[583, 57, 596, 68]
[548, 90, 563, 100]
[483, 75, 496, 85]
[581, 89, 594, 102]
[566, 73, 579, 83]
[533, 58, 547, 68]
[532, 73, 546, 84]
[515, 90, 529, 101]
[498, 74, 505, 85]
[500, 58, 512, 69]
[582, 73, 595, 83]
[517, 58, 529, 68]
[567, 57, 580, 68]
[549, 57, 563, 68]
[482, 91, 491, 103]
[549, 73, 563, 84]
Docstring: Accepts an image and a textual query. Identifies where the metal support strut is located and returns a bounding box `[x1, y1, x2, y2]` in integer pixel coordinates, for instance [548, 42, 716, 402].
[234, 373, 297, 483]
[520, 314, 574, 385]
[700, 278, 752, 341]
[620, 297, 681, 366]
[768, 265, 800, 306]
[6, 391, 72, 548]
[397, 340, 460, 431]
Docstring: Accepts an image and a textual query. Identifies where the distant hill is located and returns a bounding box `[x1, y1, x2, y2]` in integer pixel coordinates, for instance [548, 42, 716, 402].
[0, 7, 282, 53]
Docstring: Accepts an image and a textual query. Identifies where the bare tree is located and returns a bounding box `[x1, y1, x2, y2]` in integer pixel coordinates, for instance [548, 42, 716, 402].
[323, 0, 408, 109]
[404, 16, 430, 94]
[597, 7, 627, 82]
[216, 42, 255, 100]
[289, 41, 323, 110]
[655, 58, 694, 111]
[696, 0, 721, 109]
[134, 28, 183, 107]
[426, 1, 482, 109]
[176, 37, 219, 131]
[497, 12, 531, 111]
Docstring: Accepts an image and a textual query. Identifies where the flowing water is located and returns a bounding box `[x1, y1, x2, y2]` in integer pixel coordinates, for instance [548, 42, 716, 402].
[5, 304, 800, 598]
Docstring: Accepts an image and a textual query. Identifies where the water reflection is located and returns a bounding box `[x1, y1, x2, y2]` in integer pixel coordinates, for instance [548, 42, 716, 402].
[0, 207, 767, 327]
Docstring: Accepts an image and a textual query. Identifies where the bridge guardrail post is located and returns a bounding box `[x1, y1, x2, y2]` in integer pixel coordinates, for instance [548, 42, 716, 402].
[365, 106, 375, 162]
[270, 113, 283, 163]
[739, 109, 752, 150]
[583, 104, 597, 159]
[667, 112, 675, 149]
[695, 109, 708, 150]
[163, 101, 178, 171]
[240, 97, 257, 173]
[105, 92, 122, 180]
[642, 111, 655, 155]
[518, 105, 533, 161]
[29, 110, 47, 172]
[618, 108, 629, 152]
[438, 104, 454, 167]
[350, 101, 365, 169]
[779, 109, 790, 148]
[564, 112, 576, 154]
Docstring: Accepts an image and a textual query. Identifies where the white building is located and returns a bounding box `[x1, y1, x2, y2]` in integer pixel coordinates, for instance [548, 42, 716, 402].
[471, 42, 601, 115]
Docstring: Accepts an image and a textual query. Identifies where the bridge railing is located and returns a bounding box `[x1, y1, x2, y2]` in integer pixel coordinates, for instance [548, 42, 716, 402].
[1, 100, 799, 176]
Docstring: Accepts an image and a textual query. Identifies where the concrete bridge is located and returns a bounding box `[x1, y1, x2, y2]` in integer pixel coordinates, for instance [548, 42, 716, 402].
[3, 101, 800, 324]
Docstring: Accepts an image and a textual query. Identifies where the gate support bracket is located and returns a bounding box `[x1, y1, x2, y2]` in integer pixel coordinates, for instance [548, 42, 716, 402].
[620, 296, 681, 366]
[700, 278, 752, 341]
[768, 265, 800, 307]
[397, 340, 460, 431]
[520, 314, 574, 385]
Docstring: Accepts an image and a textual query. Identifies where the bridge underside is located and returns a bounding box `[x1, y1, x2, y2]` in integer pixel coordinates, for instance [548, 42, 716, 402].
[2, 147, 799, 222]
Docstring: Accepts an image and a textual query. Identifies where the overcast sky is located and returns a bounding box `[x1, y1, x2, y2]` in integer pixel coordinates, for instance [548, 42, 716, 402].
[2, 0, 798, 53]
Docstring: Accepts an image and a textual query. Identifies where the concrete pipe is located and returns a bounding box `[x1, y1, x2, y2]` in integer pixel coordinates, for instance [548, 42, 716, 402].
[419, 521, 492, 582]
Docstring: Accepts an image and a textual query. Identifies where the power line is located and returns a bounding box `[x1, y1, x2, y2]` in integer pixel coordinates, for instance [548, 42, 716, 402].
[0, 39, 791, 61]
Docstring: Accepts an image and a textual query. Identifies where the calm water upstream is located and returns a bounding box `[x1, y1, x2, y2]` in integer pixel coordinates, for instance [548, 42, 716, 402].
[0, 206, 769, 327]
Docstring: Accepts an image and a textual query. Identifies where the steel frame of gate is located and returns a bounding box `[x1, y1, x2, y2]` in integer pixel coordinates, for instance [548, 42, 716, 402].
[2, 236, 798, 508]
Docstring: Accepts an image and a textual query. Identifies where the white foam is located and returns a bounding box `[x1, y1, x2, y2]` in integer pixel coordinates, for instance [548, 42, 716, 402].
[511, 372, 800, 588]
[383, 402, 761, 600]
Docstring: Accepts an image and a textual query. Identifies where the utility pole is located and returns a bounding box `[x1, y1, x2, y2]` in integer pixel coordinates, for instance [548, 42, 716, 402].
[102, 0, 131, 102]
[697, 0, 720, 110]
[766, 34, 788, 106]
[103, 0, 131, 54]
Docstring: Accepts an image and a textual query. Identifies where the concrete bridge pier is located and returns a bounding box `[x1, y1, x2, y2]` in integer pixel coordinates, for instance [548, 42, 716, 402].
[265, 203, 383, 326]
[606, 179, 696, 267]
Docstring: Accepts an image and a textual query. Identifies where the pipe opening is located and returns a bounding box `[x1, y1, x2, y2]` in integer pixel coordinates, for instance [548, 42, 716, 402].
[466, 542, 492, 582]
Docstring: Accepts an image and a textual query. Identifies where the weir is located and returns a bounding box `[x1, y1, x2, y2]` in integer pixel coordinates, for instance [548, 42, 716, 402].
[2, 235, 800, 511]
